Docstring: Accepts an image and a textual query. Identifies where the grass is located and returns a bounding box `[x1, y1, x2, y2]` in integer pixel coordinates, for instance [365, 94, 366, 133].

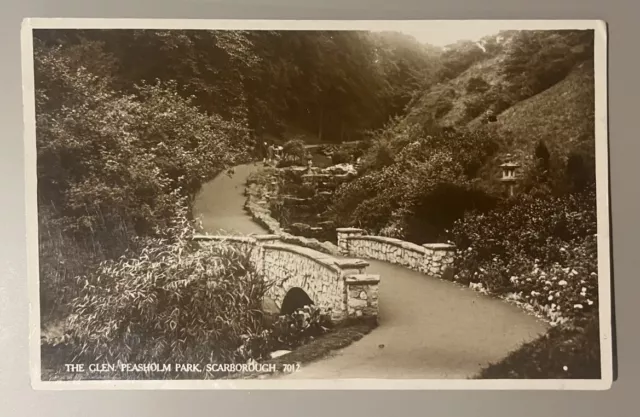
[475, 316, 601, 379]
[495, 60, 595, 157]
[224, 319, 378, 380]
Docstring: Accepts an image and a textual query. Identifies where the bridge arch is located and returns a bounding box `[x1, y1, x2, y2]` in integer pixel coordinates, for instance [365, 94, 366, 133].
[193, 234, 380, 323]
[280, 287, 314, 315]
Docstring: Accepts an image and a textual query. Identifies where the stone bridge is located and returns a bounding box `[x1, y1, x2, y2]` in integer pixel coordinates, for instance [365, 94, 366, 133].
[193, 234, 380, 323]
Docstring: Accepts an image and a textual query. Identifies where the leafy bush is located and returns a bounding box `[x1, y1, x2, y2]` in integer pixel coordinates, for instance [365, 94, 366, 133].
[267, 304, 332, 350]
[57, 208, 271, 367]
[464, 98, 487, 120]
[449, 190, 598, 325]
[466, 76, 490, 94]
[433, 95, 454, 119]
[331, 150, 351, 165]
[282, 138, 310, 163]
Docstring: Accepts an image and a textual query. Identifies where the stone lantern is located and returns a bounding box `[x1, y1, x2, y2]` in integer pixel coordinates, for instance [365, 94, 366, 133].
[500, 159, 520, 197]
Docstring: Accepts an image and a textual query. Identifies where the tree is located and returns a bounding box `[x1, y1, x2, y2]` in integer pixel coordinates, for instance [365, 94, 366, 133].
[282, 139, 309, 163]
[535, 140, 551, 176]
[501, 30, 594, 99]
[566, 152, 589, 193]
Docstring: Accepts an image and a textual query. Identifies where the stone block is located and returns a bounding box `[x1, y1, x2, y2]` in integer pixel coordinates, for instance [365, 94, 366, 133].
[422, 243, 456, 251]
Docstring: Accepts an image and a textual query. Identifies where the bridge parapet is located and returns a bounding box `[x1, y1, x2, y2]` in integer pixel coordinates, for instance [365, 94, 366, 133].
[345, 274, 380, 320]
[193, 234, 379, 323]
[336, 228, 456, 278]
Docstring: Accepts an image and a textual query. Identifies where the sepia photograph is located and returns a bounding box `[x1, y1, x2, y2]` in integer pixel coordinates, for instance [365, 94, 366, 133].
[22, 19, 611, 389]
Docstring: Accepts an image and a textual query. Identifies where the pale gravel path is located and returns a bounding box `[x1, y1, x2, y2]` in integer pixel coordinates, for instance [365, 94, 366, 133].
[194, 164, 548, 379]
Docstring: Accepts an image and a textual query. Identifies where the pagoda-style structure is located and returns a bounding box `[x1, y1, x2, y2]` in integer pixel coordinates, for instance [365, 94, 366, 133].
[500, 159, 521, 197]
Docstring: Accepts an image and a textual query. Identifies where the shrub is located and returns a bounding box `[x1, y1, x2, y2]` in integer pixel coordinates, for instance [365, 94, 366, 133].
[477, 314, 601, 379]
[282, 138, 310, 163]
[464, 97, 489, 120]
[466, 76, 490, 94]
[58, 208, 271, 367]
[449, 190, 598, 325]
[331, 150, 351, 165]
[267, 304, 332, 350]
[433, 97, 454, 119]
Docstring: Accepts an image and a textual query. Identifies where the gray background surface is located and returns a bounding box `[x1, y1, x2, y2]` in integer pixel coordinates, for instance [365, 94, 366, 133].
[1, 0, 636, 415]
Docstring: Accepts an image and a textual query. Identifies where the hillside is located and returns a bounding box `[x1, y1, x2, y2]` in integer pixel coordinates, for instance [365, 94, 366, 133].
[405, 54, 507, 128]
[401, 30, 594, 153]
[494, 60, 595, 157]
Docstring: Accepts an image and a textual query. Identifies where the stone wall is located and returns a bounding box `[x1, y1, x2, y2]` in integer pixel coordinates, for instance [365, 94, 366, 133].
[336, 228, 456, 279]
[193, 234, 379, 323]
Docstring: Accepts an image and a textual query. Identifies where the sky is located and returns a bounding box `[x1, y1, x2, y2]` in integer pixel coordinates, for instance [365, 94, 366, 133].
[396, 27, 499, 47]
[371, 21, 536, 47]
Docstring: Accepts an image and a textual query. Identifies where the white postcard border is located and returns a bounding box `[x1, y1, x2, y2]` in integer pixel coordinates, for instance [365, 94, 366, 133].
[22, 18, 611, 390]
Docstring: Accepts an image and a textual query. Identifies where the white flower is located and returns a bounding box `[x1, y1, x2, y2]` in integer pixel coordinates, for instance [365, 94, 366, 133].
[570, 269, 578, 276]
[587, 299, 594, 306]
[563, 366, 568, 371]
[573, 304, 583, 309]
[548, 295, 553, 301]
[558, 280, 568, 286]
[581, 287, 587, 293]
[510, 276, 518, 283]
[560, 247, 567, 252]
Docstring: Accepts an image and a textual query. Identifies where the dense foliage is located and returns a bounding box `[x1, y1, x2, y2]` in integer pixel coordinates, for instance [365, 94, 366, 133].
[61, 211, 268, 366]
[450, 190, 598, 323]
[36, 29, 442, 143]
[331, 127, 499, 242]
[35, 39, 251, 319]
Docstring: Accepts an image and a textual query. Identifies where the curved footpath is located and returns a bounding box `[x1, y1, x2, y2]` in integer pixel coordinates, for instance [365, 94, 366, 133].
[193, 164, 548, 379]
